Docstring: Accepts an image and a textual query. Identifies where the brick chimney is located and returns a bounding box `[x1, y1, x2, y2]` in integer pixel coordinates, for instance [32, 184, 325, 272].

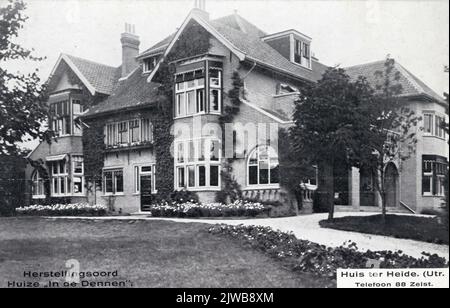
[121, 23, 140, 77]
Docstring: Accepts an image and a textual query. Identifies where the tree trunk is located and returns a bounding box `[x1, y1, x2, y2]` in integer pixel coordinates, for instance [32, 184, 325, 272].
[321, 162, 335, 221]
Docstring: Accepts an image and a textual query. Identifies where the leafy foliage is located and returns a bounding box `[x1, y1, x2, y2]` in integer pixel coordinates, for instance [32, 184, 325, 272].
[0, 154, 26, 215]
[152, 19, 210, 200]
[278, 128, 316, 210]
[355, 57, 420, 218]
[291, 66, 374, 219]
[0, 0, 51, 155]
[215, 72, 244, 203]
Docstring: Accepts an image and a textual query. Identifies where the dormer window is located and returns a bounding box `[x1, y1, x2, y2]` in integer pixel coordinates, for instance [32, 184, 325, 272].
[262, 30, 312, 69]
[294, 39, 310, 68]
[143, 56, 158, 73]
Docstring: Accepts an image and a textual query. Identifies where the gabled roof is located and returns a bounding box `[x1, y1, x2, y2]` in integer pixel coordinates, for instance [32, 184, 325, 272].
[82, 66, 162, 118]
[49, 54, 120, 95]
[345, 60, 446, 105]
[145, 10, 329, 83]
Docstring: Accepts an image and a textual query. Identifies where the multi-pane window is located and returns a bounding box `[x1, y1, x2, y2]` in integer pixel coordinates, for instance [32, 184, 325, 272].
[424, 113, 447, 139]
[175, 70, 206, 117]
[51, 100, 71, 136]
[422, 156, 448, 196]
[423, 113, 434, 134]
[209, 69, 221, 113]
[435, 116, 445, 138]
[72, 156, 84, 195]
[118, 121, 128, 144]
[175, 67, 222, 117]
[51, 160, 70, 196]
[105, 119, 153, 147]
[104, 169, 124, 195]
[32, 170, 45, 198]
[248, 145, 280, 186]
[50, 99, 85, 137]
[72, 99, 83, 136]
[293, 39, 311, 68]
[129, 119, 140, 143]
[175, 138, 221, 190]
[143, 56, 158, 73]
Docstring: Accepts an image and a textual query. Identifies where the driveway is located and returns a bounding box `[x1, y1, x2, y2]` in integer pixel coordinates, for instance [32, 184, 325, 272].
[52, 212, 449, 260]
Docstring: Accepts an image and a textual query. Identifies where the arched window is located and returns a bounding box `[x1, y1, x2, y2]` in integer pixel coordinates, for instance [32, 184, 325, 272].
[247, 145, 279, 186]
[32, 170, 45, 198]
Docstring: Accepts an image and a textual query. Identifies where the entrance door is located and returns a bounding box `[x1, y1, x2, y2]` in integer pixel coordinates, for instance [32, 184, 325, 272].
[140, 175, 153, 211]
[385, 163, 399, 207]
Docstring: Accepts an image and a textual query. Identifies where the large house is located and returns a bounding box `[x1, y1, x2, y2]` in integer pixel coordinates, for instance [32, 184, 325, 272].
[25, 8, 448, 215]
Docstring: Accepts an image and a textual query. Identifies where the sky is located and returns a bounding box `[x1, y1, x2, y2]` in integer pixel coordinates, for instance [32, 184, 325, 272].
[2, 0, 449, 149]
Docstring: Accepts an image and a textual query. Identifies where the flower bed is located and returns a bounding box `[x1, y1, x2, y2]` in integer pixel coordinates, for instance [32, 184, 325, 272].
[150, 200, 268, 218]
[208, 224, 449, 279]
[16, 203, 107, 216]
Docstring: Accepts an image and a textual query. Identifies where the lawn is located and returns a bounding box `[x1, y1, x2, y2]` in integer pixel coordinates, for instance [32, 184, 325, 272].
[0, 217, 331, 288]
[320, 214, 449, 245]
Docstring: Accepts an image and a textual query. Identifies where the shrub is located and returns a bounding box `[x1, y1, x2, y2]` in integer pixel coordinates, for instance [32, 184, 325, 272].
[169, 189, 199, 204]
[150, 200, 269, 218]
[208, 224, 449, 279]
[16, 203, 107, 216]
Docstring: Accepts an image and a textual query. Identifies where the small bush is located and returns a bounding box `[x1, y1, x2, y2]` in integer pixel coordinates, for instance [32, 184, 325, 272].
[208, 224, 449, 279]
[16, 203, 108, 216]
[169, 189, 199, 204]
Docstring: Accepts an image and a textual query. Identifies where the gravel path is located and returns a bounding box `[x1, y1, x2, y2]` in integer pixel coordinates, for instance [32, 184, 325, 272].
[50, 212, 449, 260]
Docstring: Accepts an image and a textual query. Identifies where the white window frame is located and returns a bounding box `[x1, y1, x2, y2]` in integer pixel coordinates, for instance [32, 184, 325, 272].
[143, 56, 157, 73]
[247, 145, 280, 189]
[175, 77, 206, 118]
[134, 164, 157, 194]
[209, 69, 222, 114]
[103, 169, 124, 196]
[174, 138, 221, 191]
[105, 119, 153, 148]
[51, 160, 70, 197]
[32, 170, 45, 199]
[423, 113, 434, 135]
[72, 155, 85, 196]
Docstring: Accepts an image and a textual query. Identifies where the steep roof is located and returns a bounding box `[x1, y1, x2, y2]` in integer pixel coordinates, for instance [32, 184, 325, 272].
[82, 66, 162, 118]
[63, 54, 120, 95]
[141, 12, 328, 83]
[345, 60, 445, 104]
[208, 19, 328, 82]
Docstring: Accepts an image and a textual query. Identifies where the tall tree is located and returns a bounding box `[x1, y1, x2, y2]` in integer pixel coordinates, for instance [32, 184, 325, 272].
[0, 0, 50, 156]
[357, 57, 420, 221]
[291, 67, 374, 220]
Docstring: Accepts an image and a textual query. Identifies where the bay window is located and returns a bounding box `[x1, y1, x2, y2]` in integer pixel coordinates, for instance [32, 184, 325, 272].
[175, 138, 221, 190]
[51, 100, 71, 136]
[174, 66, 222, 117]
[175, 69, 206, 117]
